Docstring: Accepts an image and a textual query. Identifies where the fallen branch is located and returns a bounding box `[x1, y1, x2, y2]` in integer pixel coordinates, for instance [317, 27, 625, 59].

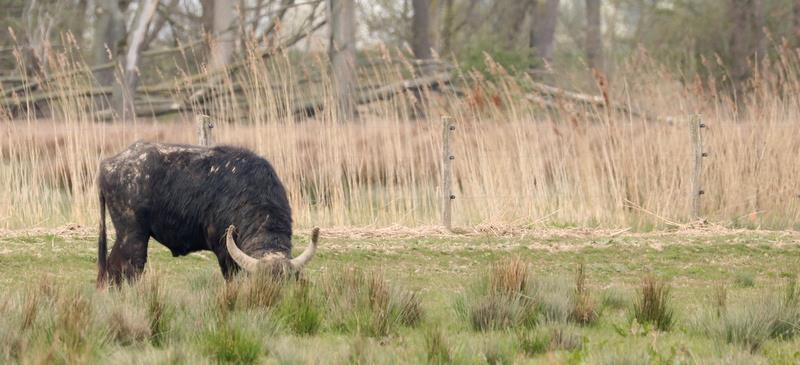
[293, 72, 451, 117]
[527, 81, 661, 121]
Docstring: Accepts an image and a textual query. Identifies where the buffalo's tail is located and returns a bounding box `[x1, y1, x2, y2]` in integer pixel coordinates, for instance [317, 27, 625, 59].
[97, 191, 107, 288]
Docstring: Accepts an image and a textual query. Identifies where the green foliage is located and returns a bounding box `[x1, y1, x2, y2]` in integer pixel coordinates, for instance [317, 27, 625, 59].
[199, 320, 262, 365]
[516, 329, 550, 356]
[273, 279, 322, 335]
[423, 325, 452, 365]
[459, 39, 537, 77]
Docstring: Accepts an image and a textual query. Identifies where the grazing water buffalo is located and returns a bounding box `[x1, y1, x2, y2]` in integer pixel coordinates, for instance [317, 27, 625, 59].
[96, 141, 319, 287]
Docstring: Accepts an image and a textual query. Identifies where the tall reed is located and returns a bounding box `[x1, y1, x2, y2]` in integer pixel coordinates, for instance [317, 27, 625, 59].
[2, 42, 799, 230]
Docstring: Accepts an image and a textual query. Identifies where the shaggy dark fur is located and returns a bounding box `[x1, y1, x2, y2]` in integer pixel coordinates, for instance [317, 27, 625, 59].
[96, 141, 292, 286]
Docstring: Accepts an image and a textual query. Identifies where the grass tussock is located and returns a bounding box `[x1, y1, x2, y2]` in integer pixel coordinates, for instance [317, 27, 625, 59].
[632, 275, 674, 331]
[273, 278, 323, 335]
[199, 319, 263, 365]
[695, 277, 800, 351]
[135, 271, 175, 346]
[236, 269, 285, 310]
[106, 304, 152, 345]
[457, 259, 601, 331]
[480, 337, 516, 365]
[321, 268, 422, 336]
[423, 325, 452, 365]
[517, 325, 583, 356]
[458, 258, 537, 331]
[569, 264, 598, 325]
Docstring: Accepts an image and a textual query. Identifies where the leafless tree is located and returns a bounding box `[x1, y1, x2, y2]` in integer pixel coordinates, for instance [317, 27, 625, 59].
[328, 0, 357, 120]
[729, 0, 765, 96]
[529, 0, 559, 64]
[412, 0, 433, 60]
[113, 0, 161, 119]
[584, 0, 603, 73]
[795, 0, 800, 46]
[92, 0, 125, 86]
[209, 0, 236, 69]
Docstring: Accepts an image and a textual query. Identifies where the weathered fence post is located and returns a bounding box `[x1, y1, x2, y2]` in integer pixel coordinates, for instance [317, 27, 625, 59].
[197, 114, 214, 146]
[689, 114, 706, 219]
[441, 116, 455, 229]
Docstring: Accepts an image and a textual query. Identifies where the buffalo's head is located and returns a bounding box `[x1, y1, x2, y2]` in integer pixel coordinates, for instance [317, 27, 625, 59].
[224, 225, 319, 276]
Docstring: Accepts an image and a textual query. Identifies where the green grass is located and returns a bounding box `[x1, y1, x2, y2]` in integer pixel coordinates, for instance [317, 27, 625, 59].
[1, 230, 800, 363]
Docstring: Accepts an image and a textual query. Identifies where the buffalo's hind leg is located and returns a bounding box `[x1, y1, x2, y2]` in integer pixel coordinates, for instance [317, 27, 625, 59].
[106, 225, 150, 286]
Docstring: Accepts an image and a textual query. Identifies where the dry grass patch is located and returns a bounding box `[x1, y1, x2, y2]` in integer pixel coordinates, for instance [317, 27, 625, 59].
[569, 264, 598, 325]
[632, 275, 674, 331]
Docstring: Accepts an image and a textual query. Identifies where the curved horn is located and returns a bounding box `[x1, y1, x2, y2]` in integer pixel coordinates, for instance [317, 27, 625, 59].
[225, 225, 259, 272]
[290, 227, 319, 270]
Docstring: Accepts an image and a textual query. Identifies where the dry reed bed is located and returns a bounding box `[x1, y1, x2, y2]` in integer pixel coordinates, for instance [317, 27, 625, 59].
[2, 113, 798, 230]
[1, 49, 800, 230]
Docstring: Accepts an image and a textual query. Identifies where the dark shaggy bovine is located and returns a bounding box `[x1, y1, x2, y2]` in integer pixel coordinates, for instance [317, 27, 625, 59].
[96, 141, 316, 286]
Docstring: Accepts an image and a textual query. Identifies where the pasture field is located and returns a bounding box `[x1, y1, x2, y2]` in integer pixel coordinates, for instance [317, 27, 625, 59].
[1, 227, 799, 364]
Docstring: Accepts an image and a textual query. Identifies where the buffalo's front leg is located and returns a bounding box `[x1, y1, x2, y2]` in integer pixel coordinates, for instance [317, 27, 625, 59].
[212, 243, 240, 280]
[106, 228, 150, 285]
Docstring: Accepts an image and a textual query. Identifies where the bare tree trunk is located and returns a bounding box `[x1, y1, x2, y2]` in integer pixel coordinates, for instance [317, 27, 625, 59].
[440, 0, 455, 54]
[143, 0, 179, 49]
[729, 0, 765, 96]
[411, 0, 437, 119]
[201, 0, 214, 34]
[92, 0, 125, 86]
[795, 0, 800, 46]
[113, 0, 160, 120]
[584, 0, 603, 72]
[529, 0, 559, 64]
[328, 0, 357, 121]
[503, 0, 533, 49]
[210, 0, 236, 70]
[412, 0, 433, 60]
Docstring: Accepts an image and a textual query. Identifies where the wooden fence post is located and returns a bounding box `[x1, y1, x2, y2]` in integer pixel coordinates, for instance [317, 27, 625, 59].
[441, 116, 455, 229]
[197, 114, 214, 146]
[690, 114, 706, 219]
